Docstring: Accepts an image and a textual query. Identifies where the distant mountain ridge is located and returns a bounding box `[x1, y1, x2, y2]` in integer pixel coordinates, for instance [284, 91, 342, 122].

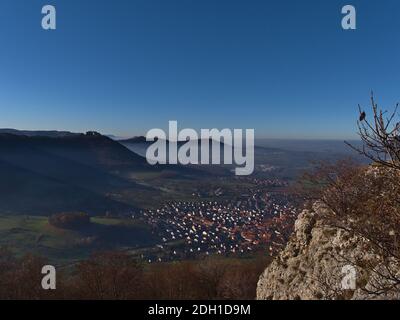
[0, 128, 80, 138]
[119, 136, 147, 144]
[119, 136, 229, 147]
[0, 131, 162, 215]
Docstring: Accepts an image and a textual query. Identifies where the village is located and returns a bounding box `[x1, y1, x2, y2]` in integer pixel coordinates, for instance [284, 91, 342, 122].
[136, 177, 299, 263]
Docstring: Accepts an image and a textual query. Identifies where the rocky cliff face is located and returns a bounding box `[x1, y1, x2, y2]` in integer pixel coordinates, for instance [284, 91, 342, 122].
[256, 202, 400, 300]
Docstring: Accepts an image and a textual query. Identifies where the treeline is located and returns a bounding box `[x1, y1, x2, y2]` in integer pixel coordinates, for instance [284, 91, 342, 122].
[0, 249, 269, 300]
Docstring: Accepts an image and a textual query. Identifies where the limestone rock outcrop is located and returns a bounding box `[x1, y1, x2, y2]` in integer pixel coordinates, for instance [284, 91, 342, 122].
[256, 202, 400, 300]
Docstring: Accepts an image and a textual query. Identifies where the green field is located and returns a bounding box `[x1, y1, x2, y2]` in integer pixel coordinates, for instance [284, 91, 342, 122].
[0, 214, 159, 265]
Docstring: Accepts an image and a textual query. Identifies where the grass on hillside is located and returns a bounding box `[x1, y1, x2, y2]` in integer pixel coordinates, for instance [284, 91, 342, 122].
[0, 214, 158, 264]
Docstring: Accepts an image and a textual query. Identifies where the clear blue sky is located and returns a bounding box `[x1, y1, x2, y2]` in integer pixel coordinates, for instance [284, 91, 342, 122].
[0, 0, 399, 139]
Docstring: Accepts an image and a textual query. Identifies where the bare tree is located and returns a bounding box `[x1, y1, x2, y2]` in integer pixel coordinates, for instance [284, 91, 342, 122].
[74, 251, 144, 299]
[346, 93, 400, 171]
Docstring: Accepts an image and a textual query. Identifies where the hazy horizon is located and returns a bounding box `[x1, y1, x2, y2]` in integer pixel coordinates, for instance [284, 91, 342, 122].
[0, 126, 364, 142]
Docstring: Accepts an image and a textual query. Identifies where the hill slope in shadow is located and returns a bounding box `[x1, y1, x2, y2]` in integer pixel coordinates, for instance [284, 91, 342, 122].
[0, 132, 191, 215]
